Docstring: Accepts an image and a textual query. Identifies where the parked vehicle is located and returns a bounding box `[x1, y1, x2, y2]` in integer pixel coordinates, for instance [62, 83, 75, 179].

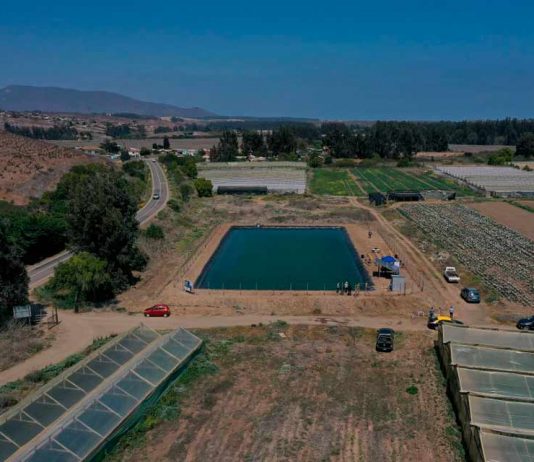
[153, 192, 160, 200]
[428, 315, 464, 330]
[376, 328, 394, 352]
[444, 266, 460, 283]
[516, 316, 534, 330]
[460, 287, 481, 303]
[143, 304, 170, 317]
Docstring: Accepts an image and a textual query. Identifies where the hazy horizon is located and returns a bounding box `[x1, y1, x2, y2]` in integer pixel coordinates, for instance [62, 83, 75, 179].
[2, 0, 534, 120]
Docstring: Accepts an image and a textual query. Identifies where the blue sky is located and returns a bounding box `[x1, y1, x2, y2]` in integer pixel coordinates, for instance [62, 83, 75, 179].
[1, 0, 534, 119]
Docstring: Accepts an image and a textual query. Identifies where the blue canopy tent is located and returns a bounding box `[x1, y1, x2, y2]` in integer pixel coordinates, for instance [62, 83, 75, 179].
[375, 255, 401, 276]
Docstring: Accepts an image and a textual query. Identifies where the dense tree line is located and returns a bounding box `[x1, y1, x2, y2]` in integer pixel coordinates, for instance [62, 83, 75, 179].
[0, 162, 153, 316]
[321, 120, 534, 159]
[210, 130, 240, 161]
[321, 122, 449, 159]
[4, 122, 78, 140]
[105, 123, 146, 138]
[0, 221, 29, 322]
[211, 127, 306, 160]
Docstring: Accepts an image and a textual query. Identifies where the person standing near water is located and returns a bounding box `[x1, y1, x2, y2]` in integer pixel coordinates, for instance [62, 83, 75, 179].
[336, 282, 341, 294]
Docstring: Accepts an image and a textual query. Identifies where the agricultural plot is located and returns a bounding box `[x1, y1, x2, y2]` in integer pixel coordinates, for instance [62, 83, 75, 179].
[352, 167, 464, 194]
[309, 169, 361, 196]
[400, 204, 534, 305]
[111, 325, 463, 462]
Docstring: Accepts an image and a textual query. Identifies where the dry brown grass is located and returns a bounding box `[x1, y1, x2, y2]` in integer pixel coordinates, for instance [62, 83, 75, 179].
[0, 130, 105, 204]
[111, 325, 464, 462]
[0, 323, 53, 372]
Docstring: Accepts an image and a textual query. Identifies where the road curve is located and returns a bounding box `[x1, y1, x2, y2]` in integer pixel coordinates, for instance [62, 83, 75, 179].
[27, 159, 169, 287]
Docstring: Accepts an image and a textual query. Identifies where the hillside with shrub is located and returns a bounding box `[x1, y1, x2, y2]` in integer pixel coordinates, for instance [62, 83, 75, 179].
[0, 130, 105, 205]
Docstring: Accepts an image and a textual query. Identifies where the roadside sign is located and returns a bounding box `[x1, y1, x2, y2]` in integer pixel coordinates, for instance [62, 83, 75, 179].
[13, 305, 32, 319]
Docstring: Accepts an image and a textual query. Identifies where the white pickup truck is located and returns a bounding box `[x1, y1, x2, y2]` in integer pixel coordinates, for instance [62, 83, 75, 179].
[444, 266, 460, 283]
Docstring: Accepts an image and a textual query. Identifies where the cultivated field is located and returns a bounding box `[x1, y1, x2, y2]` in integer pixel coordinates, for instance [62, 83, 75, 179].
[352, 167, 459, 194]
[400, 204, 534, 305]
[470, 201, 534, 241]
[309, 169, 360, 196]
[311, 167, 469, 197]
[435, 166, 534, 196]
[0, 131, 104, 204]
[198, 162, 307, 194]
[110, 325, 463, 462]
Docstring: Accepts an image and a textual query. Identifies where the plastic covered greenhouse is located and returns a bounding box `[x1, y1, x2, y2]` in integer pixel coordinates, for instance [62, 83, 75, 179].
[438, 324, 534, 462]
[0, 324, 202, 461]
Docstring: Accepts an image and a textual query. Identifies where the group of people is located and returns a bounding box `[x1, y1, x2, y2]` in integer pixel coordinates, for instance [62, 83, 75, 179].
[336, 281, 353, 295]
[428, 305, 455, 320]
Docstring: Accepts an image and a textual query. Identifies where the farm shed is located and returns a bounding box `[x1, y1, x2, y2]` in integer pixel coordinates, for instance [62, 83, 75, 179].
[217, 185, 268, 195]
[0, 324, 201, 462]
[386, 191, 424, 202]
[437, 324, 534, 462]
[368, 192, 387, 206]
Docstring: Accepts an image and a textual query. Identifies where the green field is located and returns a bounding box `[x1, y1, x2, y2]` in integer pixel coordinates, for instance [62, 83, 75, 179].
[311, 166, 474, 197]
[309, 169, 360, 196]
[352, 167, 459, 193]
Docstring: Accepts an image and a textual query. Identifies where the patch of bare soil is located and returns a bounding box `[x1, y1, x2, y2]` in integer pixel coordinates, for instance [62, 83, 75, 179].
[112, 325, 464, 462]
[0, 324, 53, 372]
[0, 130, 105, 204]
[469, 201, 534, 241]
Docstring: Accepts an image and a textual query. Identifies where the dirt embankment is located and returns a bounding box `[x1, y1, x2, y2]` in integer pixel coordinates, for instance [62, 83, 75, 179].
[0, 130, 104, 204]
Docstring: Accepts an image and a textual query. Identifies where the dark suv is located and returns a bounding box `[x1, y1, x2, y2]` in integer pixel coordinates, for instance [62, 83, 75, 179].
[376, 328, 394, 352]
[461, 287, 481, 303]
[517, 316, 534, 330]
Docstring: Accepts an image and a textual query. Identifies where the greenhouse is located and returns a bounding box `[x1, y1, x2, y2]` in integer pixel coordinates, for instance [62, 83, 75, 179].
[438, 324, 534, 462]
[0, 324, 202, 462]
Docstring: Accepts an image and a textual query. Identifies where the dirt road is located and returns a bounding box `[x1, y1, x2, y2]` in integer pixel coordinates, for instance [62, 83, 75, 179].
[0, 305, 497, 386]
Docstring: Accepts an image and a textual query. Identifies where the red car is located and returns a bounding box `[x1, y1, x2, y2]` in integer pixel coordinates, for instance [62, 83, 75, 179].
[143, 304, 170, 317]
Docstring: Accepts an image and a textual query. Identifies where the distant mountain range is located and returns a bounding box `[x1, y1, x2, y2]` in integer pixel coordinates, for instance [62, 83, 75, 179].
[0, 85, 216, 118]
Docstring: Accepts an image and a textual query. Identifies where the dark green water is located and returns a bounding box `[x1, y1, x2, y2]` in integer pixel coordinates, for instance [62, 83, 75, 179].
[196, 227, 372, 290]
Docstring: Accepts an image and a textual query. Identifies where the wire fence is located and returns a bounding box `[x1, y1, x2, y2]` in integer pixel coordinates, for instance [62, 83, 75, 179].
[194, 281, 417, 296]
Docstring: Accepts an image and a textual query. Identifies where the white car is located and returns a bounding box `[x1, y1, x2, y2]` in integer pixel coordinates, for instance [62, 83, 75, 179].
[153, 193, 160, 200]
[444, 266, 460, 283]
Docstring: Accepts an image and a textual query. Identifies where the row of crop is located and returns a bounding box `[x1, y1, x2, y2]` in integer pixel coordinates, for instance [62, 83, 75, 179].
[352, 168, 458, 193]
[400, 204, 534, 305]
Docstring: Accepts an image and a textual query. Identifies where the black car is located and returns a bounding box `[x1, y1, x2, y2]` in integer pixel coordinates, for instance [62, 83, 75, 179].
[517, 316, 534, 330]
[460, 287, 481, 303]
[376, 328, 394, 352]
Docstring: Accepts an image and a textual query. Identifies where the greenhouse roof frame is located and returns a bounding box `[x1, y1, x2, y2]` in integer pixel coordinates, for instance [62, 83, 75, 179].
[438, 324, 534, 462]
[0, 324, 201, 462]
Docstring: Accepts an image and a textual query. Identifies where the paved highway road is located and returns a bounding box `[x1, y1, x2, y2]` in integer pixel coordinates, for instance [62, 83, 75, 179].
[27, 159, 168, 287]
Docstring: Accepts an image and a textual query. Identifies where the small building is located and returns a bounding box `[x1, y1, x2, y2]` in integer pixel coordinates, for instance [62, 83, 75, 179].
[389, 274, 405, 292]
[128, 148, 141, 158]
[387, 191, 424, 202]
[369, 192, 387, 206]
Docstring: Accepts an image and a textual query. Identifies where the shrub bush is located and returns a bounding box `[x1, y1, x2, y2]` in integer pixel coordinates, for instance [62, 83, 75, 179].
[194, 178, 213, 197]
[145, 224, 164, 240]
